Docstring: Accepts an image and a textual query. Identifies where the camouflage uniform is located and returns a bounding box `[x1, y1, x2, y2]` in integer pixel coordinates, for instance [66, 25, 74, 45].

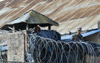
[72, 34, 84, 41]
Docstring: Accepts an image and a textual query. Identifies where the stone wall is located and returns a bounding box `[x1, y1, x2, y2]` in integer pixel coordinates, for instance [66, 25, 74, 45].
[0, 30, 9, 46]
[7, 31, 27, 62]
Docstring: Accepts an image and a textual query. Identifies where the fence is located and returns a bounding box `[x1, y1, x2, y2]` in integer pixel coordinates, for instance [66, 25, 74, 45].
[26, 33, 100, 63]
[0, 30, 100, 63]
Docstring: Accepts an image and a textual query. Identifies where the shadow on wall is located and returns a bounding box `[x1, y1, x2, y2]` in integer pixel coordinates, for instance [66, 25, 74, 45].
[84, 32, 100, 44]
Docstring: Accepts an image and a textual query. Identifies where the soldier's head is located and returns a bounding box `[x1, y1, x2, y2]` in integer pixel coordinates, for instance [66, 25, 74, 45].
[77, 28, 82, 34]
[34, 25, 41, 33]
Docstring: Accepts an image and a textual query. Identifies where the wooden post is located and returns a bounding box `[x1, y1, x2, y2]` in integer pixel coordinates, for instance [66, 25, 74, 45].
[13, 25, 15, 33]
[7, 31, 27, 62]
[48, 26, 51, 30]
[26, 24, 29, 30]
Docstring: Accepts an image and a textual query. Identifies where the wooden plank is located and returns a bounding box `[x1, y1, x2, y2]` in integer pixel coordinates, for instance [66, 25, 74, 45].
[23, 30, 28, 53]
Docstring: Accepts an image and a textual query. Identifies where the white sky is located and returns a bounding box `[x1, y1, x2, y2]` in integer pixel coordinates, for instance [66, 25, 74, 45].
[0, 0, 4, 2]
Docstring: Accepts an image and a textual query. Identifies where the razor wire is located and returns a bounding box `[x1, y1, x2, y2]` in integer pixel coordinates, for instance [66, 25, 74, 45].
[25, 33, 99, 63]
[0, 30, 100, 63]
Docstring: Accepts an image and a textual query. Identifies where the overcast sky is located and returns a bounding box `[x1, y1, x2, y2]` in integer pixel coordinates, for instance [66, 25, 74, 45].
[0, 0, 4, 2]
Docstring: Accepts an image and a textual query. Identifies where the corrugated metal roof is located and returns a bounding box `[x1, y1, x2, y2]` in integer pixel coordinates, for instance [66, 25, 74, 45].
[5, 10, 58, 26]
[51, 15, 100, 34]
[61, 29, 100, 40]
[0, 0, 100, 34]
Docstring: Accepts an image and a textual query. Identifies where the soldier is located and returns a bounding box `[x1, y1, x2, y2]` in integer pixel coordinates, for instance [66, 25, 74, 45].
[34, 25, 41, 33]
[72, 28, 84, 41]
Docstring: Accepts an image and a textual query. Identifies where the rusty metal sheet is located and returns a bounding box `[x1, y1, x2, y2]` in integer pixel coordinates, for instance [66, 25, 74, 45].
[51, 15, 100, 34]
[5, 10, 59, 26]
[0, 0, 100, 34]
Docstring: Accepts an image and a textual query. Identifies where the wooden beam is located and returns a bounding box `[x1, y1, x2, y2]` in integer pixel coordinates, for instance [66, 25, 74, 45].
[48, 26, 51, 30]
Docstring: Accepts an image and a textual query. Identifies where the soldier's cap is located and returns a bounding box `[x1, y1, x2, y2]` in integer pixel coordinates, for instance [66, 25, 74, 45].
[77, 28, 82, 31]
